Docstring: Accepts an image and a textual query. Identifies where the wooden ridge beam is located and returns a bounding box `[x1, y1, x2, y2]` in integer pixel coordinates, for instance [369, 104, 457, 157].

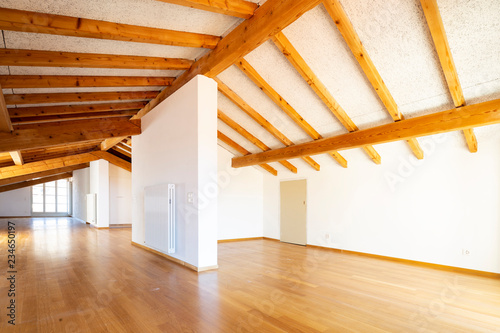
[0, 117, 141, 153]
[217, 130, 277, 176]
[11, 111, 137, 125]
[0, 49, 193, 70]
[0, 153, 99, 179]
[0, 172, 73, 193]
[0, 164, 89, 186]
[154, 0, 258, 19]
[216, 77, 320, 171]
[133, 0, 322, 120]
[420, 0, 477, 153]
[272, 31, 381, 164]
[232, 98, 500, 168]
[0, 75, 173, 89]
[218, 109, 297, 173]
[0, 7, 220, 49]
[323, 0, 423, 160]
[91, 151, 131, 172]
[4, 91, 158, 105]
[236, 58, 347, 168]
[9, 102, 146, 118]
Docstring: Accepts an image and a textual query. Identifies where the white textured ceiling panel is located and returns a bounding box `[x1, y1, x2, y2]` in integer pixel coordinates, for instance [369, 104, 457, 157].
[282, 5, 392, 129]
[8, 66, 179, 77]
[217, 91, 284, 150]
[4, 31, 204, 63]
[438, 0, 500, 103]
[244, 40, 347, 138]
[338, 0, 454, 117]
[9, 86, 163, 94]
[218, 65, 311, 144]
[0, 0, 239, 35]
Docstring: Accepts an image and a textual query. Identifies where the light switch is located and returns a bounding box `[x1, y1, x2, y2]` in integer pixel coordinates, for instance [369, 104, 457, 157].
[187, 192, 194, 204]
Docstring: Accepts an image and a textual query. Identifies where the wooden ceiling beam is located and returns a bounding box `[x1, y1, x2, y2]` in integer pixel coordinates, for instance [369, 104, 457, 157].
[0, 49, 193, 70]
[218, 109, 297, 173]
[133, 0, 322, 120]
[91, 151, 131, 172]
[272, 31, 381, 165]
[9, 151, 24, 166]
[0, 7, 220, 49]
[217, 130, 277, 176]
[11, 111, 137, 125]
[9, 102, 146, 118]
[154, 0, 258, 19]
[236, 58, 347, 168]
[116, 143, 132, 153]
[0, 75, 173, 89]
[111, 147, 131, 159]
[0, 172, 73, 193]
[4, 91, 158, 105]
[0, 117, 141, 153]
[0, 153, 99, 179]
[101, 137, 128, 151]
[232, 98, 500, 168]
[0, 164, 89, 186]
[420, 0, 477, 153]
[216, 78, 320, 171]
[323, 0, 424, 160]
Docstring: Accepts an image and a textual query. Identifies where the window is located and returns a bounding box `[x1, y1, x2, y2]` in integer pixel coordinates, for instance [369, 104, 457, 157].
[32, 179, 71, 216]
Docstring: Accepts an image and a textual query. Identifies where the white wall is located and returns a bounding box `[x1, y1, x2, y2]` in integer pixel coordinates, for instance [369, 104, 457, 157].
[90, 160, 110, 228]
[218, 146, 264, 240]
[0, 188, 31, 216]
[109, 164, 132, 225]
[263, 131, 500, 274]
[72, 167, 90, 221]
[132, 75, 218, 269]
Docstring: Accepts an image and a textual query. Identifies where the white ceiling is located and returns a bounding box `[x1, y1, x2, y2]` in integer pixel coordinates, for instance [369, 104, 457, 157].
[1, 0, 499, 173]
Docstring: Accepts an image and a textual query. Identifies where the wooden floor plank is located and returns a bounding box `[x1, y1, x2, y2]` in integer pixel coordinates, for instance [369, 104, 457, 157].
[0, 217, 499, 332]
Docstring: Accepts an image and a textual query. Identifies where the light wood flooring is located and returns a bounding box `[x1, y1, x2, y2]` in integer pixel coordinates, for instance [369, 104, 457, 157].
[0, 217, 499, 332]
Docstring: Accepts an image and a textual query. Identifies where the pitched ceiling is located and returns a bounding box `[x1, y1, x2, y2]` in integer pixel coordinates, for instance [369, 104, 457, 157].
[0, 0, 499, 188]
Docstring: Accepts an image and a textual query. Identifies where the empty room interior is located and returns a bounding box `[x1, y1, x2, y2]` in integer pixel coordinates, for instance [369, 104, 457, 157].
[1, 0, 500, 331]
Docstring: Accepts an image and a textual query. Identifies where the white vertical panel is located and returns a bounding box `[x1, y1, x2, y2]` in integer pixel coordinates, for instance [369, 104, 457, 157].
[144, 184, 175, 254]
[86, 193, 96, 223]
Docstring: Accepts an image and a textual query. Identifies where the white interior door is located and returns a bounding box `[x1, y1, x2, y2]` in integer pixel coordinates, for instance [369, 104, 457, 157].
[280, 179, 307, 245]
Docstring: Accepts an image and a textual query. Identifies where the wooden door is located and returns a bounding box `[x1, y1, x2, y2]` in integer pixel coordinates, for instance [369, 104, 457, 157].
[280, 179, 307, 245]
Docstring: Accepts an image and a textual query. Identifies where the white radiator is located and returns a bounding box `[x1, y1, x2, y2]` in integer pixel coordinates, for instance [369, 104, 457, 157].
[144, 184, 176, 254]
[86, 193, 96, 224]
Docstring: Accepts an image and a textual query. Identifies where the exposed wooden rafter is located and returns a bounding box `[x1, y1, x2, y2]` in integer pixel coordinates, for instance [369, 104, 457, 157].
[9, 102, 146, 118]
[0, 172, 73, 193]
[0, 118, 141, 153]
[0, 49, 193, 70]
[132, 0, 322, 120]
[420, 0, 477, 153]
[11, 111, 138, 125]
[0, 7, 221, 49]
[218, 109, 297, 173]
[154, 0, 258, 19]
[272, 31, 381, 165]
[101, 137, 128, 151]
[216, 77, 320, 171]
[0, 164, 89, 187]
[0, 75, 174, 89]
[0, 85, 13, 132]
[217, 131, 277, 176]
[91, 151, 131, 172]
[236, 58, 347, 168]
[323, 0, 424, 160]
[9, 151, 24, 166]
[0, 153, 100, 179]
[4, 91, 158, 105]
[232, 98, 500, 168]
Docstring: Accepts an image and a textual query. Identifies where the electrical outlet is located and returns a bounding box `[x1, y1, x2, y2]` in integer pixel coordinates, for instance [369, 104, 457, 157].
[325, 233, 330, 240]
[462, 249, 471, 256]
